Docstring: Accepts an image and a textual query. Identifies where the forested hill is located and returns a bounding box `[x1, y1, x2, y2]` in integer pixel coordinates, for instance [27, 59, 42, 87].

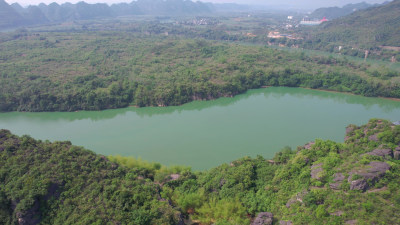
[309, 0, 400, 48]
[0, 0, 212, 29]
[308, 2, 375, 20]
[1, 119, 400, 224]
[1, 31, 400, 112]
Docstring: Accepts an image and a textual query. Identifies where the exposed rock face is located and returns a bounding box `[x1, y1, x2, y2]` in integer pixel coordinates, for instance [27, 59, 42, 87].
[13, 182, 63, 225]
[345, 126, 355, 135]
[176, 212, 185, 225]
[330, 173, 345, 190]
[368, 134, 379, 142]
[169, 174, 180, 181]
[348, 178, 368, 191]
[311, 163, 324, 180]
[394, 146, 400, 160]
[366, 148, 393, 159]
[159, 174, 181, 186]
[304, 142, 315, 150]
[344, 126, 355, 141]
[286, 191, 308, 208]
[16, 201, 40, 225]
[346, 219, 358, 225]
[348, 162, 391, 191]
[252, 212, 273, 225]
[279, 220, 293, 225]
[330, 211, 344, 216]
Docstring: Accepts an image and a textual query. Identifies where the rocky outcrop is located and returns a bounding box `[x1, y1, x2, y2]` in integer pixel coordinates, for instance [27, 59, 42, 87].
[252, 212, 273, 225]
[311, 163, 324, 180]
[330, 211, 344, 216]
[365, 148, 393, 159]
[394, 146, 400, 160]
[344, 126, 355, 141]
[15, 201, 40, 225]
[13, 182, 63, 225]
[348, 161, 391, 191]
[279, 220, 293, 225]
[346, 219, 358, 225]
[345, 126, 355, 135]
[176, 212, 185, 225]
[368, 134, 379, 142]
[169, 174, 180, 181]
[304, 142, 315, 150]
[330, 173, 345, 190]
[286, 190, 308, 208]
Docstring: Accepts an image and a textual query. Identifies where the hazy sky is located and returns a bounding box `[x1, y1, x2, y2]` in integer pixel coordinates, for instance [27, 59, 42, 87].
[5, 0, 389, 9]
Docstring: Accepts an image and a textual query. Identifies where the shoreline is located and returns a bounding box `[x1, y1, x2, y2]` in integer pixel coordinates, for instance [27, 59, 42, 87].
[1, 86, 400, 113]
[299, 87, 400, 102]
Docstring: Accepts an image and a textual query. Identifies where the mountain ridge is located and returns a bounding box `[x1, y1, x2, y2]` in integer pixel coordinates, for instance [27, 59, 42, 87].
[308, 2, 375, 20]
[0, 0, 26, 29]
[0, 0, 214, 29]
[312, 0, 400, 48]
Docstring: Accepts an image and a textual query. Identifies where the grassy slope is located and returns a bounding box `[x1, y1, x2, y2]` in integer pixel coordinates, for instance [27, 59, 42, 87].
[1, 119, 400, 224]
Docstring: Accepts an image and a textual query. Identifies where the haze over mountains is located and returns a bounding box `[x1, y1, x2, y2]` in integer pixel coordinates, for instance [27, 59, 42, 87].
[0, 0, 390, 30]
[308, 1, 384, 20]
[5, 0, 389, 9]
[0, 0, 215, 29]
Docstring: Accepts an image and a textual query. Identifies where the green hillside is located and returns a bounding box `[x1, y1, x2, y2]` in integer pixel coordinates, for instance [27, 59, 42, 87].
[1, 119, 400, 224]
[309, 2, 374, 20]
[1, 30, 400, 112]
[306, 0, 400, 49]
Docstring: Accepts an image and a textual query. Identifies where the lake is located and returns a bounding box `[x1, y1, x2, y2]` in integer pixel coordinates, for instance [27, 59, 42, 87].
[1, 87, 400, 170]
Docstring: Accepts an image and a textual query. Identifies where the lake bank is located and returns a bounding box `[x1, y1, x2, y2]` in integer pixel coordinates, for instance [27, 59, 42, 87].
[1, 87, 400, 170]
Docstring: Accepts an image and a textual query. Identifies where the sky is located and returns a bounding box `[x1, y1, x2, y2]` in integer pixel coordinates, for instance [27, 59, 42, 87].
[5, 0, 389, 9]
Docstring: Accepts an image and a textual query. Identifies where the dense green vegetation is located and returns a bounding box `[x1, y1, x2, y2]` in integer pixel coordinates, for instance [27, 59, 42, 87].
[316, 0, 400, 48]
[298, 0, 400, 61]
[1, 119, 400, 224]
[1, 28, 399, 112]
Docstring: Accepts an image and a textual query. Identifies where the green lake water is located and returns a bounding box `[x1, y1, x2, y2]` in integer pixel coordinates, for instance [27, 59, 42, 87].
[1, 87, 400, 170]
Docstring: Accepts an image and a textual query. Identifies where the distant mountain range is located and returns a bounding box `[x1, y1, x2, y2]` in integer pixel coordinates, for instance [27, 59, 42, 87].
[0, 0, 26, 28]
[310, 0, 400, 48]
[0, 0, 213, 29]
[308, 2, 379, 20]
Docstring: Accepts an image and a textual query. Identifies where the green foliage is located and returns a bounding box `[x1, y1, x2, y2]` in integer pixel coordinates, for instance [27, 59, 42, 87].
[0, 130, 181, 224]
[108, 155, 191, 181]
[1, 119, 400, 224]
[193, 198, 250, 225]
[0, 28, 399, 112]
[175, 191, 205, 213]
[300, 0, 400, 60]
[315, 205, 328, 218]
[273, 146, 294, 163]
